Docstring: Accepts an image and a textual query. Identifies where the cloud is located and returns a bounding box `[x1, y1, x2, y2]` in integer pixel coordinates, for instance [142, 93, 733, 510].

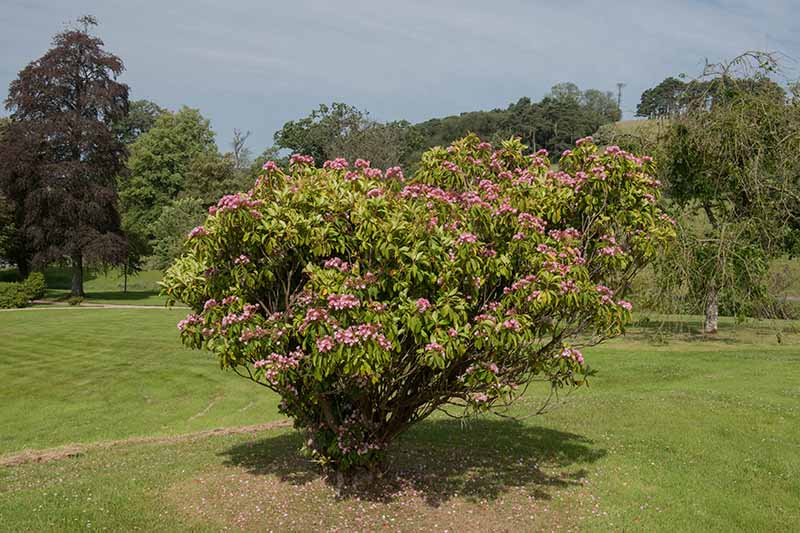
[1, 0, 796, 151]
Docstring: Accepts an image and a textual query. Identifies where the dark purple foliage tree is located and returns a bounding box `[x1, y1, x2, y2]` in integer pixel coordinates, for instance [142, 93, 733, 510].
[0, 16, 129, 295]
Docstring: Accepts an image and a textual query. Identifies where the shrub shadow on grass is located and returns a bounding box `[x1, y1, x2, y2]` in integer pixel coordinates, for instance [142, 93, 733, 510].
[220, 417, 605, 505]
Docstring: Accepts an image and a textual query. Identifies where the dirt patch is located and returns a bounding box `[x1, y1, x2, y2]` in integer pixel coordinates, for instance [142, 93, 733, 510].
[0, 420, 292, 467]
[169, 445, 597, 532]
[168, 420, 606, 531]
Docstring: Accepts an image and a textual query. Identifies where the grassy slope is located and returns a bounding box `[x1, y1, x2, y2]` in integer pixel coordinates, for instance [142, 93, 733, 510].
[0, 309, 281, 454]
[0, 310, 798, 531]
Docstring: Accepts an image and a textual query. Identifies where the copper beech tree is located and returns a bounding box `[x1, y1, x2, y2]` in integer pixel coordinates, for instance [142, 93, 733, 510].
[0, 16, 128, 294]
[164, 135, 674, 474]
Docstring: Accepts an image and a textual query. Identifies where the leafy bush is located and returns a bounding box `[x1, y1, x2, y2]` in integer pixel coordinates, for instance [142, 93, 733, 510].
[0, 272, 46, 308]
[23, 272, 46, 300]
[0, 281, 29, 308]
[163, 135, 674, 474]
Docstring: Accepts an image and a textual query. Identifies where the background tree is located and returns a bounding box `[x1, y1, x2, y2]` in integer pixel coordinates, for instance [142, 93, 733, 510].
[652, 53, 800, 332]
[147, 196, 205, 270]
[230, 128, 252, 171]
[636, 77, 686, 118]
[274, 102, 366, 163]
[118, 106, 216, 237]
[114, 99, 166, 145]
[0, 16, 129, 296]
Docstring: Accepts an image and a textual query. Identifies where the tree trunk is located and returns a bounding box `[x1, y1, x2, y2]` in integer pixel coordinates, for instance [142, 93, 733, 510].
[704, 287, 718, 334]
[71, 253, 84, 297]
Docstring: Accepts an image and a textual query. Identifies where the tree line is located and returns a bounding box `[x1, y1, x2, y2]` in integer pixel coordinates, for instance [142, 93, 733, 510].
[0, 17, 621, 296]
[1, 18, 798, 331]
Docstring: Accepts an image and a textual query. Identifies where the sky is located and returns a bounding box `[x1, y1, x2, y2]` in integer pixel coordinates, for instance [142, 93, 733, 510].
[1, 0, 797, 153]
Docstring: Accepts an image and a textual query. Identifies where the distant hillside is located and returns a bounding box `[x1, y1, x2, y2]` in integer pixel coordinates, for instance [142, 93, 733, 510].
[594, 118, 669, 151]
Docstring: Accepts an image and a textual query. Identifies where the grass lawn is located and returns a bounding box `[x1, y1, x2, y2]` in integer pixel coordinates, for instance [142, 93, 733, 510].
[1, 309, 798, 531]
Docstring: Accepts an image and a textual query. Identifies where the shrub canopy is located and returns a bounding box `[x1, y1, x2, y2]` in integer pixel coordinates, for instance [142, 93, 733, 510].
[163, 134, 673, 472]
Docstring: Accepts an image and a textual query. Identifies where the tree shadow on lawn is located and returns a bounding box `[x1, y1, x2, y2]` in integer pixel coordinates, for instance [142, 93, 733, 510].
[45, 289, 162, 303]
[220, 417, 605, 506]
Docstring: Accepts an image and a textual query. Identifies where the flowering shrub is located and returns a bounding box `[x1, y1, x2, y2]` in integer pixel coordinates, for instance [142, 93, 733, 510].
[163, 134, 674, 473]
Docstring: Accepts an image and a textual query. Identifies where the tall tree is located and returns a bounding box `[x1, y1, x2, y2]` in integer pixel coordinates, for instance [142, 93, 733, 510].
[118, 106, 216, 236]
[655, 53, 800, 332]
[0, 16, 129, 295]
[636, 77, 686, 118]
[114, 99, 166, 145]
[274, 102, 367, 163]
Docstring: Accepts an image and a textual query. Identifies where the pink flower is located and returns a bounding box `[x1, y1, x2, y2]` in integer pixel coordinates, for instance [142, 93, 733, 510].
[457, 232, 478, 245]
[316, 336, 335, 353]
[416, 298, 431, 312]
[424, 342, 444, 353]
[442, 161, 462, 173]
[448, 328, 458, 337]
[560, 347, 585, 365]
[323, 157, 349, 170]
[188, 226, 208, 239]
[203, 299, 218, 311]
[324, 257, 350, 272]
[366, 188, 384, 198]
[234, 254, 250, 265]
[384, 166, 404, 181]
[290, 154, 314, 166]
[617, 300, 633, 311]
[473, 392, 489, 403]
[262, 160, 279, 172]
[512, 232, 525, 241]
[575, 135, 593, 146]
[177, 313, 202, 331]
[327, 294, 360, 310]
[502, 319, 521, 331]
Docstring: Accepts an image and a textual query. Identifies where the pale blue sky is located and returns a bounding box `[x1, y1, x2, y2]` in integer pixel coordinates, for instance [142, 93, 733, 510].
[1, 0, 796, 153]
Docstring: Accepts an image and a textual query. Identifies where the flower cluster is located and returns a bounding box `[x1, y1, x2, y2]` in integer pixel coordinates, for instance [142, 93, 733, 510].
[560, 347, 585, 365]
[316, 323, 391, 353]
[323, 257, 350, 272]
[323, 158, 349, 170]
[290, 154, 314, 166]
[327, 294, 360, 310]
[209, 192, 264, 216]
[177, 313, 202, 331]
[221, 303, 259, 329]
[253, 348, 304, 385]
[188, 226, 208, 239]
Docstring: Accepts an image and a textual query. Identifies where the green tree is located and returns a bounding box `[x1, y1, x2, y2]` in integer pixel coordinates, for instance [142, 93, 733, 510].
[148, 196, 206, 270]
[114, 99, 166, 145]
[655, 53, 800, 332]
[0, 16, 128, 295]
[118, 106, 216, 237]
[274, 102, 366, 163]
[636, 77, 686, 118]
[180, 152, 245, 205]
